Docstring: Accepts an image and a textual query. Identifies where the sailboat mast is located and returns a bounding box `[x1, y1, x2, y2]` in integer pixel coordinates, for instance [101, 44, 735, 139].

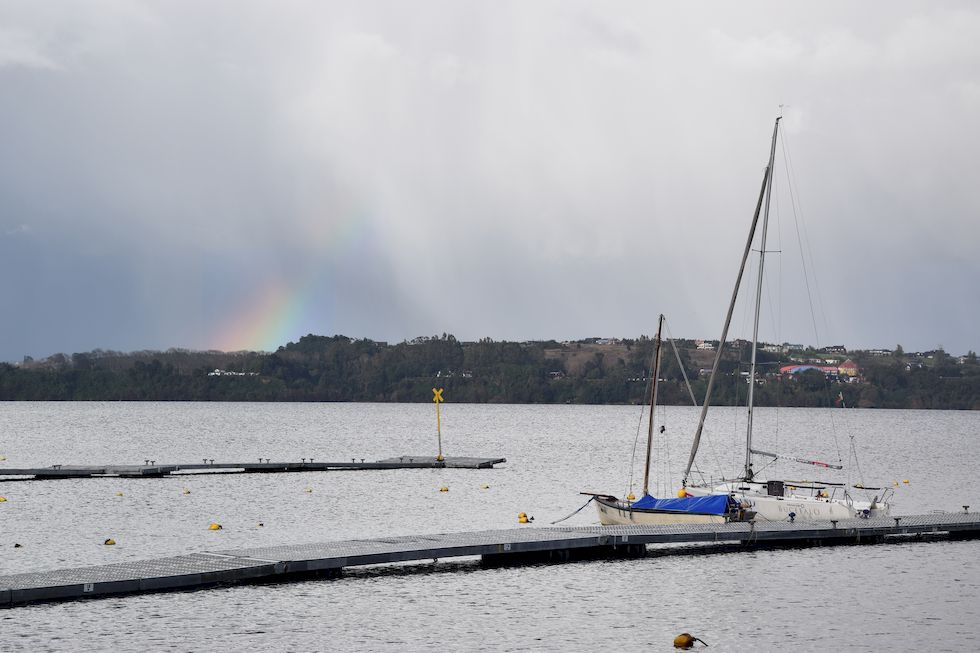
[642, 314, 665, 497]
[681, 166, 772, 485]
[744, 116, 781, 481]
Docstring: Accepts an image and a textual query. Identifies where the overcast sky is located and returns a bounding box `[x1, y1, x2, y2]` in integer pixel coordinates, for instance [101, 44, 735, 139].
[1, 1, 978, 361]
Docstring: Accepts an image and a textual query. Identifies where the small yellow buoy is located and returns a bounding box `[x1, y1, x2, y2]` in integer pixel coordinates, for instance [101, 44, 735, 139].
[903, 479, 910, 484]
[481, 484, 490, 490]
[673, 633, 706, 649]
[626, 493, 636, 501]
[436, 454, 445, 462]
[104, 538, 116, 546]
[115, 492, 124, 497]
[208, 523, 223, 531]
[182, 488, 191, 495]
[439, 486, 449, 492]
[677, 488, 688, 498]
[305, 487, 313, 493]
[0, 455, 7, 461]
[0, 496, 7, 503]
[518, 511, 532, 524]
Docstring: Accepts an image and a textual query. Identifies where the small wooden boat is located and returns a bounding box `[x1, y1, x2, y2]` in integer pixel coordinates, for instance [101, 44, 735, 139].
[583, 315, 749, 525]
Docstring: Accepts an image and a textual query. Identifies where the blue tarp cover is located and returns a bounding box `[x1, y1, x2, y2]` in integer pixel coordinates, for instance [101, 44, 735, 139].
[629, 494, 731, 515]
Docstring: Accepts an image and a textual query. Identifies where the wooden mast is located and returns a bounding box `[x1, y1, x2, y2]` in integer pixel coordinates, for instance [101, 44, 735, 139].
[641, 314, 665, 497]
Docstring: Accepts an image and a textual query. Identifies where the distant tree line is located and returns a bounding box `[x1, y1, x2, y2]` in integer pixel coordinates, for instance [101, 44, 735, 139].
[1, 335, 979, 409]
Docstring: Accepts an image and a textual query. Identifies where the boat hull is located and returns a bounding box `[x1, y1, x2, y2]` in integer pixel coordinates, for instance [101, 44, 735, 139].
[685, 483, 890, 522]
[594, 496, 728, 525]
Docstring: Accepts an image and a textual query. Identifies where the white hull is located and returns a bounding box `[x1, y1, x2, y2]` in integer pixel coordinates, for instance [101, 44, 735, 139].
[686, 482, 890, 522]
[594, 497, 727, 525]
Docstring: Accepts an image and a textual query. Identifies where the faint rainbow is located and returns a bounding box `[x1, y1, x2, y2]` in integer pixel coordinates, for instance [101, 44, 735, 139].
[210, 211, 370, 352]
[213, 281, 302, 352]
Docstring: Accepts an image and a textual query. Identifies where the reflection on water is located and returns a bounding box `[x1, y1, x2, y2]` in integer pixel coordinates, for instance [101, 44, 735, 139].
[0, 402, 978, 652]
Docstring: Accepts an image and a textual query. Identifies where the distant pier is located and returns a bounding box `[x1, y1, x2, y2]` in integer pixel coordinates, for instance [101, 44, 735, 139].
[0, 456, 506, 481]
[2, 512, 978, 607]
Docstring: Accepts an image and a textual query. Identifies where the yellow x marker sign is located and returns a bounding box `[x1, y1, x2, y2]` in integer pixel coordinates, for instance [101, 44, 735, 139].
[432, 388, 444, 403]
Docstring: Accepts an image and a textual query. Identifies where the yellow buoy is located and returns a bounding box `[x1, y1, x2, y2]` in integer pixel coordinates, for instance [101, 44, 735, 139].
[0, 496, 7, 503]
[305, 487, 313, 493]
[182, 488, 191, 495]
[208, 523, 223, 531]
[626, 493, 636, 501]
[439, 486, 449, 492]
[481, 484, 490, 490]
[0, 455, 7, 461]
[903, 479, 910, 484]
[677, 488, 688, 498]
[116, 492, 124, 497]
[104, 538, 116, 546]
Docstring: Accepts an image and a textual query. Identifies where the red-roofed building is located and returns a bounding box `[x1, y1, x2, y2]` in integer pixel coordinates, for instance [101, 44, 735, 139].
[779, 364, 838, 376]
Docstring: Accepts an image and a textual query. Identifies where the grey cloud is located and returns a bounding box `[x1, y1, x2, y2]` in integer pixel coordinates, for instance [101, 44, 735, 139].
[1, 1, 978, 361]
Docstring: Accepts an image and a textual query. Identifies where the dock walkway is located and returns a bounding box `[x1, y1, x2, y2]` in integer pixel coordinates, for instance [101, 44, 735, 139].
[2, 512, 978, 607]
[0, 456, 505, 481]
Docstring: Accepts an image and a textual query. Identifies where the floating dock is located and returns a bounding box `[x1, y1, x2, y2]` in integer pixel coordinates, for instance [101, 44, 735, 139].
[2, 512, 977, 607]
[0, 456, 506, 481]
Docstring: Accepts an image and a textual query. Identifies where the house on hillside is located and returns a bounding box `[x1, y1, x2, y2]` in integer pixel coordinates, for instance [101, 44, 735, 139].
[208, 369, 258, 377]
[838, 359, 860, 378]
[696, 339, 715, 351]
[821, 345, 847, 354]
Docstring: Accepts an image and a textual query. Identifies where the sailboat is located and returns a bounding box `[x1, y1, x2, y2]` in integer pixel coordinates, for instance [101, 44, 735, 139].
[583, 315, 753, 525]
[681, 116, 891, 521]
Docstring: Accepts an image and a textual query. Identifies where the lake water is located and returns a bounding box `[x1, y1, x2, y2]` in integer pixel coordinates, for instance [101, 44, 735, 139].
[0, 402, 978, 652]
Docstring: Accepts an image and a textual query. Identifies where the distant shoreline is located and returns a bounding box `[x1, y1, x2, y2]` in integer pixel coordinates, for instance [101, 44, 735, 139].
[0, 399, 973, 411]
[3, 335, 977, 409]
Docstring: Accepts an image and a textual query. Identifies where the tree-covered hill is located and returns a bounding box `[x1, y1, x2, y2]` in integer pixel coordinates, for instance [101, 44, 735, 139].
[2, 335, 978, 409]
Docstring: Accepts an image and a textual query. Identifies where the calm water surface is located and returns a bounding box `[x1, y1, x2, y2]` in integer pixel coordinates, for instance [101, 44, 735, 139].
[0, 402, 977, 652]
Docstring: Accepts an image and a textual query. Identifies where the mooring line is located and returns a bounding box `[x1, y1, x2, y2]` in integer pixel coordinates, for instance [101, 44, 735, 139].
[551, 496, 596, 525]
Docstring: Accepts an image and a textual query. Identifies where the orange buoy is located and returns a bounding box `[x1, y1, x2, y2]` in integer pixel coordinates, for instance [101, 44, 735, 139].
[673, 633, 707, 648]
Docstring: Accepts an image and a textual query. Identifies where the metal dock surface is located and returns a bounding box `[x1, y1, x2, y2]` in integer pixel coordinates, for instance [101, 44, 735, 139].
[2, 512, 978, 607]
[0, 455, 506, 481]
